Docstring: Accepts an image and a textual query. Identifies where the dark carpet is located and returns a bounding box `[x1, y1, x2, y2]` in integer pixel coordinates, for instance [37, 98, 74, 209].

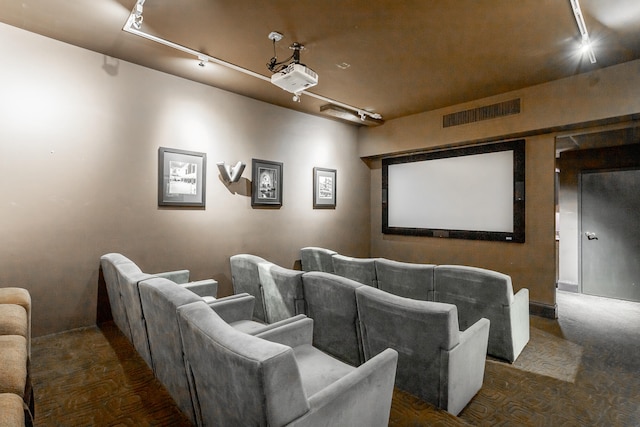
[31, 291, 640, 426]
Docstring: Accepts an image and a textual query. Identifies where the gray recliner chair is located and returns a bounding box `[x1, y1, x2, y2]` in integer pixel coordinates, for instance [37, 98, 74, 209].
[300, 247, 337, 273]
[331, 254, 379, 288]
[374, 258, 436, 301]
[100, 253, 218, 368]
[258, 263, 306, 323]
[301, 271, 364, 366]
[434, 265, 530, 362]
[177, 300, 399, 427]
[356, 285, 490, 416]
[229, 254, 273, 322]
[138, 277, 307, 425]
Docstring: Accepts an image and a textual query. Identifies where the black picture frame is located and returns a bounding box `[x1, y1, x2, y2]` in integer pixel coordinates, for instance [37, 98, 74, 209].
[251, 159, 283, 207]
[158, 147, 206, 207]
[313, 167, 337, 209]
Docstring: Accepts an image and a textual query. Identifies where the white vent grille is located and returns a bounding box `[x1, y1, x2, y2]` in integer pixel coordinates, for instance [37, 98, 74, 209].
[443, 98, 521, 128]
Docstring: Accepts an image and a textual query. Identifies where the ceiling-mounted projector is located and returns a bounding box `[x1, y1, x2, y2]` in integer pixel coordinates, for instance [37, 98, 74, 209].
[267, 35, 318, 95]
[270, 63, 318, 93]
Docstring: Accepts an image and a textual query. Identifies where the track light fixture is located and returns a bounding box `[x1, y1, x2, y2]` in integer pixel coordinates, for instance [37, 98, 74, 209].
[132, 0, 145, 30]
[569, 0, 596, 64]
[321, 104, 384, 127]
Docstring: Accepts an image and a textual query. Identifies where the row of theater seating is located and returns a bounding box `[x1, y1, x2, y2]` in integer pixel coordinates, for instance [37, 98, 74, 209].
[230, 255, 490, 415]
[299, 247, 531, 363]
[100, 253, 398, 426]
[100, 249, 529, 423]
[0, 287, 33, 427]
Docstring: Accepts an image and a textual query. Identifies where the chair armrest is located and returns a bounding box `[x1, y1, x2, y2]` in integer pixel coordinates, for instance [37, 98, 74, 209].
[509, 288, 530, 361]
[445, 317, 490, 415]
[153, 269, 190, 284]
[208, 294, 255, 323]
[181, 279, 218, 298]
[289, 348, 398, 427]
[255, 316, 313, 348]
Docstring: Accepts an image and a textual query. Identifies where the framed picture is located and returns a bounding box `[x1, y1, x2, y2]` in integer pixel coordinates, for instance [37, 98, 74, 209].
[313, 167, 336, 209]
[158, 147, 206, 207]
[252, 159, 283, 207]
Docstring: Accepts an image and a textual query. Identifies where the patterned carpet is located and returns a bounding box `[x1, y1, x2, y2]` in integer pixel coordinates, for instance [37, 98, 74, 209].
[31, 291, 640, 426]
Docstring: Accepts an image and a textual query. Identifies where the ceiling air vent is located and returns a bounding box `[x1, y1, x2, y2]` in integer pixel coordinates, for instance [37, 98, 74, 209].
[443, 98, 521, 128]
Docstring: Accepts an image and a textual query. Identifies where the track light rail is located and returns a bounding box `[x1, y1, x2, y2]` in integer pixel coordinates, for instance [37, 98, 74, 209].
[122, 1, 383, 121]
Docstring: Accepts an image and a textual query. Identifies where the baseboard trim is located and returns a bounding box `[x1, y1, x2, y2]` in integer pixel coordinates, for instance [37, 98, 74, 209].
[557, 280, 579, 293]
[530, 301, 558, 319]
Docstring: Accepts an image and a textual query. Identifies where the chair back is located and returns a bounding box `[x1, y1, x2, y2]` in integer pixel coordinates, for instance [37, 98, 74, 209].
[434, 265, 526, 362]
[331, 254, 378, 287]
[301, 271, 364, 366]
[300, 247, 337, 273]
[375, 258, 435, 300]
[100, 253, 134, 340]
[434, 264, 513, 331]
[177, 301, 310, 427]
[258, 263, 305, 323]
[229, 254, 272, 322]
[113, 260, 155, 367]
[138, 277, 202, 424]
[356, 285, 459, 406]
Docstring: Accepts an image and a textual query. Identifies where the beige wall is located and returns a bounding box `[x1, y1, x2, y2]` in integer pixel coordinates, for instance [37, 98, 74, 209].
[358, 60, 640, 159]
[0, 23, 370, 337]
[359, 60, 640, 314]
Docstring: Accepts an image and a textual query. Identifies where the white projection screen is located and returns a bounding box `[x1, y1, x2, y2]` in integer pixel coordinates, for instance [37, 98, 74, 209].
[382, 140, 525, 242]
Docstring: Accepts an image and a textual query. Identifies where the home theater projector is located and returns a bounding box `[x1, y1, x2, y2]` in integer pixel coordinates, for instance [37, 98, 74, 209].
[270, 63, 318, 93]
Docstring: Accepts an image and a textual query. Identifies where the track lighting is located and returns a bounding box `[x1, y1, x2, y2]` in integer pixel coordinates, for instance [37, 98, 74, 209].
[132, 0, 145, 30]
[569, 0, 596, 63]
[122, 4, 384, 123]
[321, 104, 384, 127]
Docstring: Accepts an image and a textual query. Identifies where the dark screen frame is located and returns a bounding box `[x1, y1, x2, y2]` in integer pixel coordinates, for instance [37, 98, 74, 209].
[382, 139, 525, 243]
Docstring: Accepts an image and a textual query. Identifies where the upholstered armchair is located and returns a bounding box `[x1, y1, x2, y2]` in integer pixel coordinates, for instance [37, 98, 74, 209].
[301, 271, 365, 366]
[0, 287, 33, 425]
[299, 247, 337, 273]
[356, 285, 490, 416]
[434, 265, 530, 362]
[374, 258, 436, 301]
[100, 253, 218, 368]
[138, 277, 307, 425]
[176, 300, 398, 427]
[331, 254, 379, 287]
[229, 254, 273, 322]
[258, 263, 305, 323]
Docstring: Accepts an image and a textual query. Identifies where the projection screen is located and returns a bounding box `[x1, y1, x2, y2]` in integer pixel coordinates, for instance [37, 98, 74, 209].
[382, 140, 525, 242]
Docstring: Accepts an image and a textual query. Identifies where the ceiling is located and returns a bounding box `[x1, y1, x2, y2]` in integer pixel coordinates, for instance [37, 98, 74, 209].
[1, 0, 640, 125]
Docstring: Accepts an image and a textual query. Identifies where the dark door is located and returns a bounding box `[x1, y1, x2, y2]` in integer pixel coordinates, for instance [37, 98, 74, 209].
[580, 169, 640, 302]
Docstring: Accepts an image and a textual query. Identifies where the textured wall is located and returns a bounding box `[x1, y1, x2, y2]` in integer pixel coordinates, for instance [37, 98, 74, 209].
[0, 23, 370, 336]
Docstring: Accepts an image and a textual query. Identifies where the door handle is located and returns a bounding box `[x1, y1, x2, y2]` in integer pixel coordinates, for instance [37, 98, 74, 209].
[585, 231, 598, 240]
